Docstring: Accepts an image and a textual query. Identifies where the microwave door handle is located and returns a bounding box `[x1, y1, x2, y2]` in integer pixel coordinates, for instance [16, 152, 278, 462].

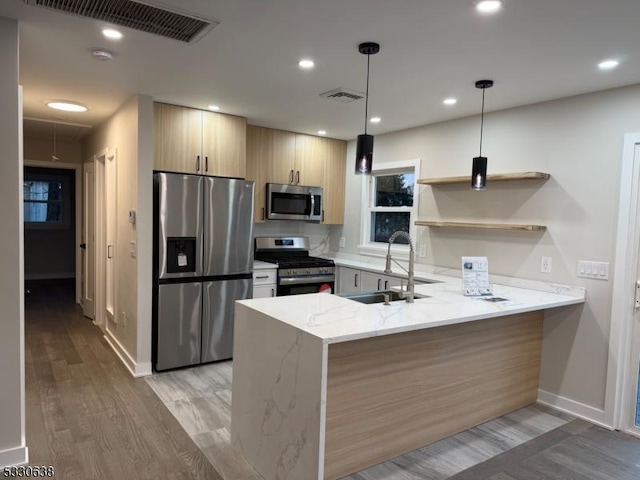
[309, 193, 315, 219]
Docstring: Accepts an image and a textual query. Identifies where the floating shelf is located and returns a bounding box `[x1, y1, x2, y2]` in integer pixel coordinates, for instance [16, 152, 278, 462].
[417, 171, 550, 186]
[415, 221, 547, 232]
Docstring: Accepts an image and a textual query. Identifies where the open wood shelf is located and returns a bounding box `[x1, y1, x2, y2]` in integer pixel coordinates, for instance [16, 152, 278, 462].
[415, 221, 547, 232]
[417, 171, 550, 186]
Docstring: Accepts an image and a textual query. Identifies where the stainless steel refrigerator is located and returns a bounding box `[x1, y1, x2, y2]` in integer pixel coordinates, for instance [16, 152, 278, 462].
[153, 172, 254, 371]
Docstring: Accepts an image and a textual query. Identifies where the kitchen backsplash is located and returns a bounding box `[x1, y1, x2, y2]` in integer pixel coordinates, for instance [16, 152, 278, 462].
[253, 221, 342, 256]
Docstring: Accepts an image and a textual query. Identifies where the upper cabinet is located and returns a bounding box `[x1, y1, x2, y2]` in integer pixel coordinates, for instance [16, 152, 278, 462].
[153, 102, 247, 178]
[246, 126, 347, 224]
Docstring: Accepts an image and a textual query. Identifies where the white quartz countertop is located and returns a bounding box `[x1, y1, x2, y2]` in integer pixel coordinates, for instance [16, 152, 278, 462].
[253, 260, 277, 270]
[237, 277, 586, 344]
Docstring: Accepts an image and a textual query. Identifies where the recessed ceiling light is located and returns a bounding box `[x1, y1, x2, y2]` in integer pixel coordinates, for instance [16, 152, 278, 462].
[208, 104, 220, 111]
[370, 116, 381, 124]
[298, 59, 315, 69]
[46, 101, 88, 112]
[476, 0, 503, 14]
[317, 130, 327, 136]
[91, 49, 114, 61]
[102, 28, 123, 40]
[598, 59, 620, 71]
[443, 98, 458, 105]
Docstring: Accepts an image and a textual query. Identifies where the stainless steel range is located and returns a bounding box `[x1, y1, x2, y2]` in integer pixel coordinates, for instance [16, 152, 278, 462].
[254, 236, 335, 296]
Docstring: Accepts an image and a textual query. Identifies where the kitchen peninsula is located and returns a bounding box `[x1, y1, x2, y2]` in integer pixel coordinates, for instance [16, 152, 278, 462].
[230, 278, 585, 480]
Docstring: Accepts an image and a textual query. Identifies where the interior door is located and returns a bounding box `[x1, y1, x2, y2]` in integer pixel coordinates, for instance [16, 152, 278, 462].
[627, 142, 640, 438]
[81, 162, 95, 319]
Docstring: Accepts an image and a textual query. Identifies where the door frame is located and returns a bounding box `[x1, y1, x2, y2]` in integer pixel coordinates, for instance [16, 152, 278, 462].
[606, 132, 640, 432]
[24, 159, 82, 303]
[81, 160, 96, 319]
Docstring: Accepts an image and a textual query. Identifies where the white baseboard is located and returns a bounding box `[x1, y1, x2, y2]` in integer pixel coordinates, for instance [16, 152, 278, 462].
[103, 331, 152, 378]
[538, 389, 611, 429]
[0, 446, 28, 468]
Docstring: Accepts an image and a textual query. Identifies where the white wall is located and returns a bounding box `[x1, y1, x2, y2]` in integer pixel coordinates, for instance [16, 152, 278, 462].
[0, 17, 27, 467]
[83, 95, 154, 376]
[339, 84, 640, 418]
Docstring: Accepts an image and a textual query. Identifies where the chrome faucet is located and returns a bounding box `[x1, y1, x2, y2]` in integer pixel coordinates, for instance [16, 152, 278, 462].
[384, 231, 415, 303]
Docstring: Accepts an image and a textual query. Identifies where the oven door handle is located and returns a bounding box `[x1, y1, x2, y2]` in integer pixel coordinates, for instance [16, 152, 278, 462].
[279, 275, 335, 285]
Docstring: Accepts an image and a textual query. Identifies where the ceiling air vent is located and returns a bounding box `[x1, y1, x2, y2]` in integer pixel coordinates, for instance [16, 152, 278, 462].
[319, 88, 365, 103]
[22, 0, 219, 43]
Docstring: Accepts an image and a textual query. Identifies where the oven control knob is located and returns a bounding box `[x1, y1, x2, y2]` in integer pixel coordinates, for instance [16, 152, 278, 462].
[306, 269, 311, 274]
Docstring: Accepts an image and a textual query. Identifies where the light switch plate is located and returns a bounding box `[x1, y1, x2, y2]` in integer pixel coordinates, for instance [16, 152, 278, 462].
[577, 260, 609, 280]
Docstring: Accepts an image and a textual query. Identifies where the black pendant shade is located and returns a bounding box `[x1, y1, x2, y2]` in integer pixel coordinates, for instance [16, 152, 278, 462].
[471, 79, 493, 190]
[355, 42, 380, 175]
[472, 156, 487, 190]
[355, 134, 374, 174]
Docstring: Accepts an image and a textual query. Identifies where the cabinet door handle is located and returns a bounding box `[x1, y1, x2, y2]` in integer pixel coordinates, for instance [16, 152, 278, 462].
[321, 209, 325, 223]
[205, 156, 209, 172]
[107, 245, 113, 259]
[271, 288, 275, 297]
[196, 155, 200, 172]
[289, 169, 294, 183]
[255, 275, 269, 279]
[385, 280, 389, 290]
[295, 170, 300, 184]
[377, 279, 381, 290]
[261, 207, 265, 221]
[354, 273, 359, 288]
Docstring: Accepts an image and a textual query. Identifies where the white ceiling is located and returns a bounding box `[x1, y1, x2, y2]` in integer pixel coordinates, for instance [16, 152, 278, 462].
[2, 0, 639, 141]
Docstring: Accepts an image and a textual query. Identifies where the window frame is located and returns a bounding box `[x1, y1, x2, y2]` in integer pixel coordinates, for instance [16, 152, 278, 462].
[23, 172, 71, 229]
[358, 158, 421, 259]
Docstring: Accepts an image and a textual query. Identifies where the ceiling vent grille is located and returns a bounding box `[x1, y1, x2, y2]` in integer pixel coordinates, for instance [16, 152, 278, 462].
[23, 0, 219, 43]
[319, 88, 365, 103]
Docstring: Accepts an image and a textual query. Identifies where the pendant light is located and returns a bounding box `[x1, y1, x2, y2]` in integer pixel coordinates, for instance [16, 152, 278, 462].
[51, 123, 60, 162]
[355, 42, 380, 175]
[471, 79, 494, 190]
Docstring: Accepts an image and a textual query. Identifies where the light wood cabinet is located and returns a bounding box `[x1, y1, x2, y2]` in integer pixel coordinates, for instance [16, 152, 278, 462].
[153, 103, 203, 174]
[202, 111, 247, 178]
[246, 125, 347, 224]
[153, 102, 247, 177]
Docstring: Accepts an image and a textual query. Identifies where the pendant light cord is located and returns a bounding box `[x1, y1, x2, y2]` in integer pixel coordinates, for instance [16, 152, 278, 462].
[479, 87, 486, 157]
[364, 53, 370, 134]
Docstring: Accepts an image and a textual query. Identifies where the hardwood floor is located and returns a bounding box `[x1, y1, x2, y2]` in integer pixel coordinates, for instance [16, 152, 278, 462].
[25, 281, 223, 480]
[25, 282, 640, 480]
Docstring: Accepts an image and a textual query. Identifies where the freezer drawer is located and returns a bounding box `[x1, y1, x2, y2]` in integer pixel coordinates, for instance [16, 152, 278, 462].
[156, 282, 202, 371]
[202, 277, 252, 362]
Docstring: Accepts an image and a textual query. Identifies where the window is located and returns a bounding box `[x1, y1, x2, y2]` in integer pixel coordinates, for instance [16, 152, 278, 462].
[23, 169, 71, 228]
[359, 159, 420, 257]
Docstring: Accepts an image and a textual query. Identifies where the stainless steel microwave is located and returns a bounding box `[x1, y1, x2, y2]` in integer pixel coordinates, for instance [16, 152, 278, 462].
[266, 183, 323, 221]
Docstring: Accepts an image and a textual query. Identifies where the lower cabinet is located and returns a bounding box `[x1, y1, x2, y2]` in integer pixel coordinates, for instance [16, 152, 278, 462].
[337, 267, 362, 294]
[337, 266, 406, 294]
[252, 268, 277, 298]
[360, 271, 395, 292]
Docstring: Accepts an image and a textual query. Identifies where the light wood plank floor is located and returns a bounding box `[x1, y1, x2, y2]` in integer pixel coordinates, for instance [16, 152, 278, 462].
[25, 280, 223, 479]
[26, 281, 640, 480]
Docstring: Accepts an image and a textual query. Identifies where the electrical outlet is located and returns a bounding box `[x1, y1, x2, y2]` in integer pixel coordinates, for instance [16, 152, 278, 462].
[339, 237, 346, 248]
[541, 256, 552, 274]
[419, 244, 427, 257]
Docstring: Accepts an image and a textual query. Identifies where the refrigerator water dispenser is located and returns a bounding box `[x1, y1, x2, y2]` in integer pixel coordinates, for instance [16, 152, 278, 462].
[166, 237, 196, 273]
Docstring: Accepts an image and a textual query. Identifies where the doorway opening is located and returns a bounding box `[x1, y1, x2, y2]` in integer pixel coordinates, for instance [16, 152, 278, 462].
[23, 165, 76, 300]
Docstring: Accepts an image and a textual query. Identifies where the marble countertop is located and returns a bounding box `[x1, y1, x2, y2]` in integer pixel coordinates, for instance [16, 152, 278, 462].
[253, 260, 277, 270]
[237, 274, 586, 344]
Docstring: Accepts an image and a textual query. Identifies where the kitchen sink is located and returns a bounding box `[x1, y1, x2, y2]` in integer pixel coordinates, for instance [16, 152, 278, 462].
[340, 290, 428, 305]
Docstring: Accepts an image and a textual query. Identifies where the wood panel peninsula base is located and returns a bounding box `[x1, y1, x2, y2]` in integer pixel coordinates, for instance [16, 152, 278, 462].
[231, 283, 585, 480]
